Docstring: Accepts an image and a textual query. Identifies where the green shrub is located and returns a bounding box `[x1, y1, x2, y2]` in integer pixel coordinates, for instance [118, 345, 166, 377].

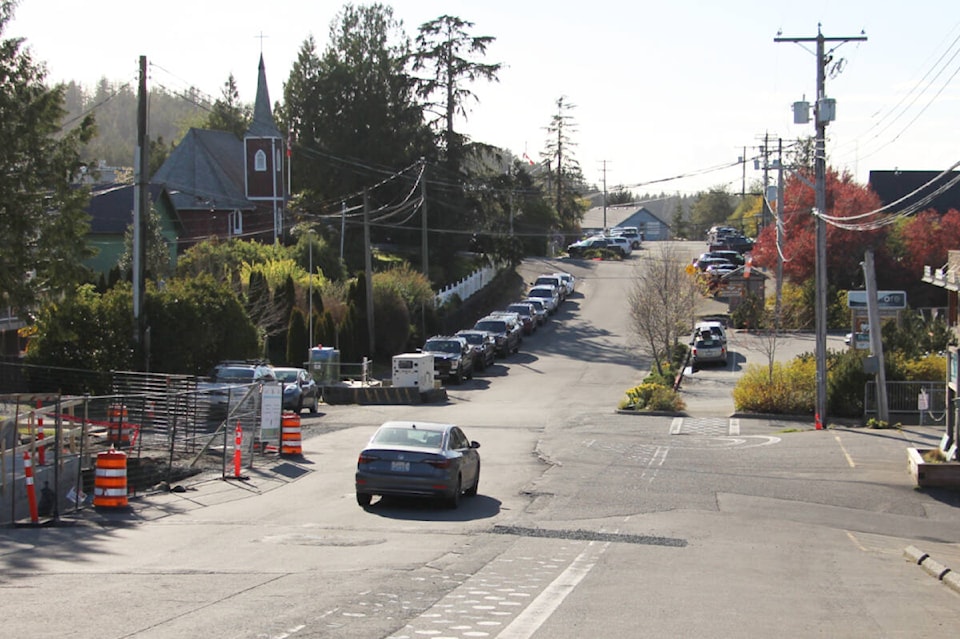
[827, 348, 870, 418]
[620, 383, 685, 412]
[584, 248, 621, 260]
[733, 359, 816, 414]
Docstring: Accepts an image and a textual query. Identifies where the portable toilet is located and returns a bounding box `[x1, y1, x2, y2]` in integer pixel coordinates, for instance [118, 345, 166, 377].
[309, 346, 340, 384]
[392, 353, 434, 391]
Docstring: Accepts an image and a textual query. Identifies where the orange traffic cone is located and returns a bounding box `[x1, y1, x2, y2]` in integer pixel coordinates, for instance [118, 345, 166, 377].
[815, 413, 823, 430]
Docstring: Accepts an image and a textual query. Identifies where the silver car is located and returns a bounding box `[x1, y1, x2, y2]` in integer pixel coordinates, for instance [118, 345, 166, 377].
[691, 336, 728, 367]
[355, 421, 481, 509]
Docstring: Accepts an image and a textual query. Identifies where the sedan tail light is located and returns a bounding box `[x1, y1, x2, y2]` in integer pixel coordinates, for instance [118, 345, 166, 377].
[358, 452, 378, 465]
[426, 458, 451, 469]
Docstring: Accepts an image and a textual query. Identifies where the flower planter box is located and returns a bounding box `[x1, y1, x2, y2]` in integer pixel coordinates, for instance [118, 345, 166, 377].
[907, 448, 960, 488]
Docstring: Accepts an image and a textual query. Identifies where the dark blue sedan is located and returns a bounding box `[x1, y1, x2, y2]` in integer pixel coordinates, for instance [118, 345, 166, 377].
[355, 421, 481, 509]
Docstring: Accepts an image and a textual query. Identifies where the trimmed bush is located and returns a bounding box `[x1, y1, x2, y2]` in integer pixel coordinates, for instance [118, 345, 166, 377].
[620, 383, 686, 412]
[732, 359, 816, 414]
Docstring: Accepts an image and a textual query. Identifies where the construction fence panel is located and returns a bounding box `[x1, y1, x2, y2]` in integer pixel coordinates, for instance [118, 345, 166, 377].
[0, 377, 276, 525]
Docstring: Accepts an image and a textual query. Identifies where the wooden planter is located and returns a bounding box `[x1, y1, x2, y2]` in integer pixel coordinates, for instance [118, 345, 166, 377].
[907, 448, 960, 488]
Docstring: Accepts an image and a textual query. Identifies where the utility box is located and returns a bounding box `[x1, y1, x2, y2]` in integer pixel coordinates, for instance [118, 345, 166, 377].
[309, 346, 340, 385]
[392, 353, 434, 391]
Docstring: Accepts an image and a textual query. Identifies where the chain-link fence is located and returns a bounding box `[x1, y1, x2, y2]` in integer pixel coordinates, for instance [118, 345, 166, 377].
[0, 372, 285, 525]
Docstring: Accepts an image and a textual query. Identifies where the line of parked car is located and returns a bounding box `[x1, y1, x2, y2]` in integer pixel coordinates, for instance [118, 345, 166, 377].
[357, 270, 577, 510]
[418, 271, 576, 385]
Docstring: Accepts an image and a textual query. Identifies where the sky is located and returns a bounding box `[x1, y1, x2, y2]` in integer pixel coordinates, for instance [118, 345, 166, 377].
[8, 0, 960, 197]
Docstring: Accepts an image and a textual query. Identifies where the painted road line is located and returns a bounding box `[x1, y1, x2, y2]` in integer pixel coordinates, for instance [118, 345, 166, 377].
[670, 417, 683, 435]
[497, 540, 610, 639]
[835, 435, 856, 468]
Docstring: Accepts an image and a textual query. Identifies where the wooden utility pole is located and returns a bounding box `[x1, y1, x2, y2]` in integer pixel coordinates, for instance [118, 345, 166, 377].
[420, 159, 428, 278]
[133, 55, 149, 368]
[363, 191, 375, 355]
[863, 250, 889, 423]
[776, 27, 867, 430]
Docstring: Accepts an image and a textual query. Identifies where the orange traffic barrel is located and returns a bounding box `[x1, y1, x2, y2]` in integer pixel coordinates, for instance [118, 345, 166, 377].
[280, 413, 302, 456]
[93, 448, 129, 508]
[107, 404, 133, 447]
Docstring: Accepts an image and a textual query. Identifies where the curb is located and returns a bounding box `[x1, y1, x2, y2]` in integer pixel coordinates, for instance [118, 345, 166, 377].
[904, 545, 960, 594]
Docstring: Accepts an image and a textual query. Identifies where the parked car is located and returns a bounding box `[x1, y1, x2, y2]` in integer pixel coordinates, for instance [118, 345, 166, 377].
[552, 271, 576, 296]
[421, 335, 474, 384]
[694, 321, 728, 345]
[523, 298, 549, 326]
[694, 255, 733, 272]
[610, 226, 642, 249]
[691, 336, 728, 367]
[200, 360, 277, 407]
[567, 236, 610, 257]
[708, 250, 745, 266]
[505, 302, 538, 334]
[526, 285, 561, 314]
[486, 311, 524, 346]
[603, 236, 633, 256]
[534, 274, 567, 300]
[274, 367, 320, 414]
[455, 329, 497, 370]
[473, 315, 521, 356]
[355, 420, 481, 509]
[705, 263, 738, 278]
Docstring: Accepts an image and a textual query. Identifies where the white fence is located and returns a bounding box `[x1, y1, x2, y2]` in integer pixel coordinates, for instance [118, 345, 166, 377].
[434, 263, 501, 307]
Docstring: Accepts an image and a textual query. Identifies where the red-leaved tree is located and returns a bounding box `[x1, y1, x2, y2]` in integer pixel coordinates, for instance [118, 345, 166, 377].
[751, 168, 886, 289]
[880, 208, 960, 307]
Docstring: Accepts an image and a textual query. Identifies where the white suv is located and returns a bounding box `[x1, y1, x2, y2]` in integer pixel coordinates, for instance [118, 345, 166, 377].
[694, 321, 727, 344]
[604, 236, 632, 256]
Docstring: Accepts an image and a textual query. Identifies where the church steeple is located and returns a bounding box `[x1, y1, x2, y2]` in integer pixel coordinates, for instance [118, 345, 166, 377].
[247, 54, 281, 138]
[244, 54, 286, 241]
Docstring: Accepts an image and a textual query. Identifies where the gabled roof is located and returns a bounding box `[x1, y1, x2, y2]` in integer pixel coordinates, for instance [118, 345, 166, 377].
[87, 182, 175, 234]
[580, 204, 672, 230]
[247, 54, 282, 139]
[152, 128, 254, 211]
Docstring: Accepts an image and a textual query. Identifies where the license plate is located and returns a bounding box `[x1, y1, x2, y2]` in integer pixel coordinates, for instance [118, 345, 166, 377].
[390, 461, 410, 472]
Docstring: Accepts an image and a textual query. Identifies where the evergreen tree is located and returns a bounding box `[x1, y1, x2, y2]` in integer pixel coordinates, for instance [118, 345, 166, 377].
[281, 4, 435, 202]
[410, 14, 501, 177]
[0, 1, 97, 316]
[541, 97, 586, 231]
[286, 307, 309, 367]
[117, 202, 172, 281]
[205, 73, 251, 138]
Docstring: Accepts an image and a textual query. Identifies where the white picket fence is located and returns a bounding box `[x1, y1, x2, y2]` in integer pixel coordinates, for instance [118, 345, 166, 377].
[434, 263, 502, 307]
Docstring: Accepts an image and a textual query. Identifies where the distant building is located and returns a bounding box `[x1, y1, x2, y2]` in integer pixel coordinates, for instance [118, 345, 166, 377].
[579, 204, 672, 240]
[869, 170, 960, 214]
[82, 54, 289, 276]
[153, 54, 288, 252]
[84, 183, 179, 276]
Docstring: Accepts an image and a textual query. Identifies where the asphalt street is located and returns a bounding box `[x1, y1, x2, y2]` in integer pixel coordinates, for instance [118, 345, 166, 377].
[3, 245, 960, 639]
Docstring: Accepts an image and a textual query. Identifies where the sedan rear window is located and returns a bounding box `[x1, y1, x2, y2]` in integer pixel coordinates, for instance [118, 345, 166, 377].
[372, 427, 444, 448]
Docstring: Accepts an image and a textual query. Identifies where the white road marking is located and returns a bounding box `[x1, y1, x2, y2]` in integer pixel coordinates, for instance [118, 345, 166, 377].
[729, 418, 740, 436]
[495, 541, 609, 639]
[835, 435, 856, 468]
[670, 417, 683, 435]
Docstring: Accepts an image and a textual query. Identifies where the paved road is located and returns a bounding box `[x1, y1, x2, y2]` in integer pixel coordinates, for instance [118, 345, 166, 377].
[3, 247, 959, 638]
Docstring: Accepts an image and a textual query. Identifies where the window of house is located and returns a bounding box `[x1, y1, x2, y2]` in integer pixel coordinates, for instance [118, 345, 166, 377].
[254, 149, 267, 171]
